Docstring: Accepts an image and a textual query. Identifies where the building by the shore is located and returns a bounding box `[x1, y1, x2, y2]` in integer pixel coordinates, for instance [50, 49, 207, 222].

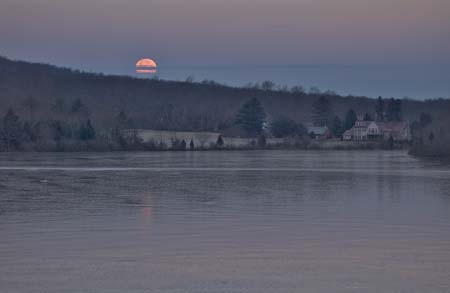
[307, 125, 333, 140]
[343, 119, 410, 142]
[123, 129, 285, 149]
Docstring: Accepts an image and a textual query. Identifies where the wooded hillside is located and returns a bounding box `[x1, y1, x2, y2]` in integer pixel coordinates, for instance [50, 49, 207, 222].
[1, 56, 449, 133]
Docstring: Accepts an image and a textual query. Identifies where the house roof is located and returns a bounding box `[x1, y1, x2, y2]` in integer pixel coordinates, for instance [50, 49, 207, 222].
[343, 130, 352, 136]
[378, 121, 408, 131]
[351, 120, 408, 131]
[307, 126, 328, 135]
[353, 120, 372, 129]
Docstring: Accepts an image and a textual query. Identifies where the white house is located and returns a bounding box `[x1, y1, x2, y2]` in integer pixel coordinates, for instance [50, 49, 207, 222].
[351, 120, 372, 141]
[366, 122, 383, 140]
[345, 119, 410, 142]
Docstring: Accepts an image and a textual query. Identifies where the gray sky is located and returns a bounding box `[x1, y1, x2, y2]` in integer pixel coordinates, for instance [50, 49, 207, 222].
[1, 0, 450, 98]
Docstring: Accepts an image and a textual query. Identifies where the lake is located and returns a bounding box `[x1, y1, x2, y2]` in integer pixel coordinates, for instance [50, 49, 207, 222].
[1, 150, 450, 292]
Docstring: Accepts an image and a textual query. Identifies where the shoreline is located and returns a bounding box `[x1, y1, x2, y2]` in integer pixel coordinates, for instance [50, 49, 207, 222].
[0, 142, 408, 153]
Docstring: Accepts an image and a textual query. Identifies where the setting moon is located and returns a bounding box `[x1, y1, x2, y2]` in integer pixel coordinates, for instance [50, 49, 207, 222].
[136, 58, 157, 74]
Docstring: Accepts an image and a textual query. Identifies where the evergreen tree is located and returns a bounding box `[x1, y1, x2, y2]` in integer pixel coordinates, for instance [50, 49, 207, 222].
[116, 110, 128, 129]
[51, 120, 64, 142]
[257, 135, 266, 147]
[330, 116, 343, 137]
[180, 139, 187, 150]
[235, 97, 266, 137]
[22, 122, 35, 143]
[386, 98, 395, 121]
[375, 96, 384, 121]
[71, 98, 85, 113]
[189, 139, 195, 150]
[395, 99, 402, 121]
[387, 135, 394, 148]
[86, 119, 96, 139]
[79, 124, 88, 141]
[295, 123, 308, 137]
[79, 119, 96, 140]
[1, 109, 22, 151]
[419, 113, 432, 127]
[216, 135, 224, 147]
[344, 109, 357, 130]
[363, 113, 373, 121]
[270, 116, 299, 138]
[52, 97, 66, 113]
[386, 98, 402, 121]
[311, 96, 333, 126]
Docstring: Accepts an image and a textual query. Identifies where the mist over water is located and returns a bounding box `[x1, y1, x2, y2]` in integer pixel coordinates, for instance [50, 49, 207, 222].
[1, 151, 450, 292]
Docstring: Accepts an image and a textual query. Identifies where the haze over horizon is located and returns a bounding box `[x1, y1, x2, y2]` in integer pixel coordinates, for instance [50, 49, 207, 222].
[1, 0, 449, 99]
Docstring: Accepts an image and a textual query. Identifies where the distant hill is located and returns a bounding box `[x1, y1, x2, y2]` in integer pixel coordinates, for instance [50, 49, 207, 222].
[1, 55, 449, 132]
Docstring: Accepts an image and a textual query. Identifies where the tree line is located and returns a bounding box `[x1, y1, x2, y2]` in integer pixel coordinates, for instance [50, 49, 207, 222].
[0, 92, 439, 152]
[410, 112, 450, 157]
[1, 55, 449, 152]
[308, 95, 404, 137]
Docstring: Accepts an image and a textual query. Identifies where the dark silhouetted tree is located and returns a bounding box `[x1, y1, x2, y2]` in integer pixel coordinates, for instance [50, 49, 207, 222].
[309, 86, 321, 95]
[79, 119, 96, 140]
[419, 113, 432, 127]
[290, 85, 305, 94]
[257, 135, 266, 147]
[52, 97, 66, 113]
[216, 135, 224, 147]
[235, 98, 266, 137]
[295, 123, 308, 137]
[395, 99, 403, 121]
[180, 139, 187, 150]
[51, 120, 64, 142]
[312, 96, 333, 126]
[49, 120, 72, 143]
[1, 109, 22, 151]
[344, 109, 357, 131]
[86, 120, 96, 139]
[386, 98, 402, 121]
[375, 96, 384, 121]
[71, 98, 85, 113]
[387, 135, 394, 148]
[330, 116, 343, 137]
[189, 139, 195, 150]
[270, 116, 298, 138]
[22, 122, 35, 143]
[363, 113, 373, 121]
[261, 80, 275, 91]
[116, 110, 128, 128]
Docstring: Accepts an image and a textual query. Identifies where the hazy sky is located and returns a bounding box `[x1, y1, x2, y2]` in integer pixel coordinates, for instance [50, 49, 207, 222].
[1, 0, 450, 98]
[1, 0, 449, 67]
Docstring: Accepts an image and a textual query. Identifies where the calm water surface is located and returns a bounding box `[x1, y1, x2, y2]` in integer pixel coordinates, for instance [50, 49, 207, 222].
[1, 150, 450, 292]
